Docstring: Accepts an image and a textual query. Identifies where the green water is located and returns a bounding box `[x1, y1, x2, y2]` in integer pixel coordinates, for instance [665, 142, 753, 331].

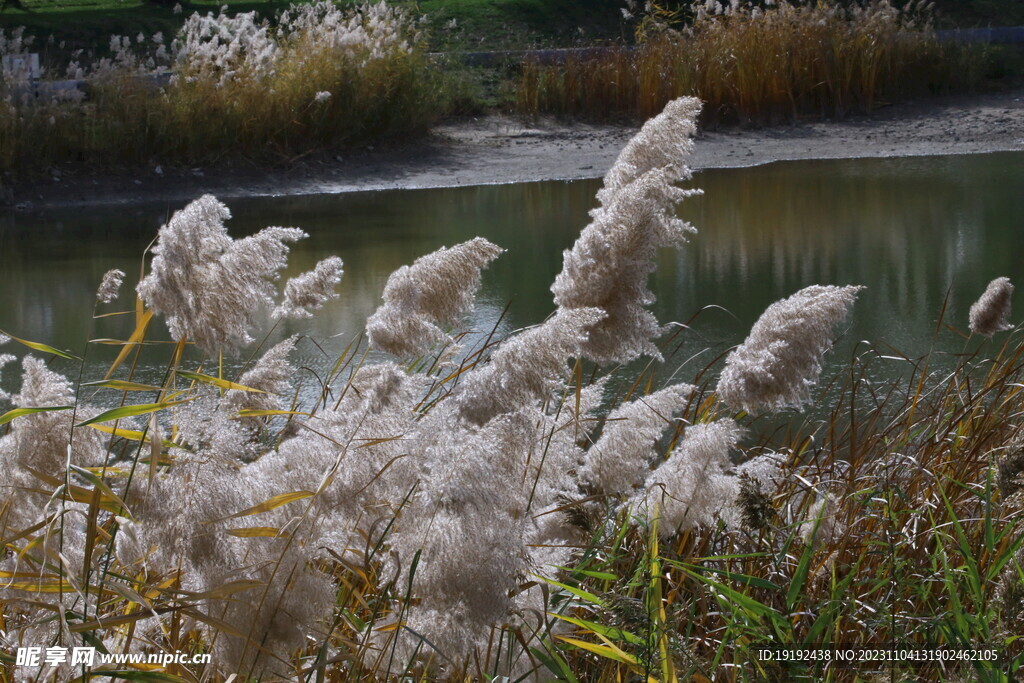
[1, 152, 1022, 394]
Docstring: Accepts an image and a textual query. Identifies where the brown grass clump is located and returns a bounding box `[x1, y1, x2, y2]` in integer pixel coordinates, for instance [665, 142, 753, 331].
[518, 0, 985, 124]
[0, 2, 445, 173]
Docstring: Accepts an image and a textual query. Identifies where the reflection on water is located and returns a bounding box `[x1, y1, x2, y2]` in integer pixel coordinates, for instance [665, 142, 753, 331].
[0, 152, 1021, 393]
[673, 154, 1023, 355]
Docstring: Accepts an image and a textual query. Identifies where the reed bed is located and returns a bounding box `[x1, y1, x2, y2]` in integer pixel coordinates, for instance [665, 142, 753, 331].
[0, 2, 444, 173]
[541, 332, 1024, 680]
[517, 0, 986, 123]
[1, 97, 1022, 682]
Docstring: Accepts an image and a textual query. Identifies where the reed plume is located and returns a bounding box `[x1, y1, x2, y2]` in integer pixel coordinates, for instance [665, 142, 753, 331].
[383, 411, 534, 666]
[453, 307, 606, 426]
[716, 284, 863, 414]
[553, 97, 702, 364]
[632, 418, 744, 537]
[136, 194, 306, 354]
[96, 268, 126, 303]
[598, 96, 702, 202]
[799, 494, 844, 547]
[969, 276, 1014, 337]
[367, 237, 503, 359]
[0, 357, 104, 500]
[579, 382, 695, 494]
[273, 256, 344, 320]
[0, 351, 13, 402]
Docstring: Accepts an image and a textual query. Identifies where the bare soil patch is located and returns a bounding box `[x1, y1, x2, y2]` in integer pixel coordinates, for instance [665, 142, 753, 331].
[4, 86, 1023, 211]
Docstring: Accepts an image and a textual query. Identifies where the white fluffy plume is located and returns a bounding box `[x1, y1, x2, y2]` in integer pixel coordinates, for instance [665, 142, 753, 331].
[716, 284, 863, 414]
[0, 357, 106, 529]
[96, 268, 126, 303]
[632, 418, 744, 537]
[969, 276, 1013, 337]
[273, 256, 344, 320]
[367, 237, 504, 358]
[383, 412, 533, 665]
[579, 383, 695, 494]
[0, 352, 14, 402]
[453, 307, 606, 426]
[137, 194, 306, 354]
[552, 97, 703, 364]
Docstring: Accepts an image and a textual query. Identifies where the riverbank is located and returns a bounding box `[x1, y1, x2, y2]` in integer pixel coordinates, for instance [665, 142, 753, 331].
[4, 84, 1023, 211]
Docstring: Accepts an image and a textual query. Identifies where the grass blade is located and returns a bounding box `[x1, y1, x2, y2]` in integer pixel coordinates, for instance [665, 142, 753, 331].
[76, 399, 189, 427]
[0, 329, 79, 360]
[0, 405, 73, 426]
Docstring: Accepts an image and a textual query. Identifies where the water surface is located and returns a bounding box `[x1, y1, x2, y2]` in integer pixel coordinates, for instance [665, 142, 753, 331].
[1, 152, 1021, 397]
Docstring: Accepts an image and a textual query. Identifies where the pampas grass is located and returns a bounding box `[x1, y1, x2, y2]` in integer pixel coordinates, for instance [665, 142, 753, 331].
[137, 194, 306, 353]
[95, 268, 126, 304]
[579, 382, 695, 494]
[716, 284, 864, 414]
[1, 97, 1022, 681]
[273, 256, 344, 320]
[632, 418, 746, 536]
[366, 237, 503, 359]
[552, 97, 702, 364]
[969, 276, 1014, 337]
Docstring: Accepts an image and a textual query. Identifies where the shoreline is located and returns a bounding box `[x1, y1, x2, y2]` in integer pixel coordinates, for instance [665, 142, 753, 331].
[4, 86, 1023, 211]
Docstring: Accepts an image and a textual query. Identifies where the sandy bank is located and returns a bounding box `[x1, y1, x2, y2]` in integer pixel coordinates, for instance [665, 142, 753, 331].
[5, 86, 1023, 210]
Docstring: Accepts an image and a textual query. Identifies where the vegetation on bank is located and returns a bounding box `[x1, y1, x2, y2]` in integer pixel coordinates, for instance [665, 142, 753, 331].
[0, 0, 630, 70]
[2, 0, 1023, 56]
[1, 97, 1023, 682]
[517, 0, 993, 123]
[0, 0, 1020, 174]
[0, 1, 444, 173]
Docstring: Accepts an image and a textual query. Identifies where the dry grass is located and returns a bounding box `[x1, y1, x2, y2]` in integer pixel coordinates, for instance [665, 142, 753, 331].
[1, 295, 1022, 681]
[535, 323, 1024, 681]
[1, 86, 1022, 679]
[0, 59, 443, 172]
[0, 5, 446, 173]
[517, 0, 987, 124]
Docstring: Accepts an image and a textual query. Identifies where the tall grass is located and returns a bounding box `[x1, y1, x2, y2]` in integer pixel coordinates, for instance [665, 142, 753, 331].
[542, 330, 1024, 680]
[1, 97, 1022, 681]
[0, 2, 445, 173]
[518, 0, 988, 123]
